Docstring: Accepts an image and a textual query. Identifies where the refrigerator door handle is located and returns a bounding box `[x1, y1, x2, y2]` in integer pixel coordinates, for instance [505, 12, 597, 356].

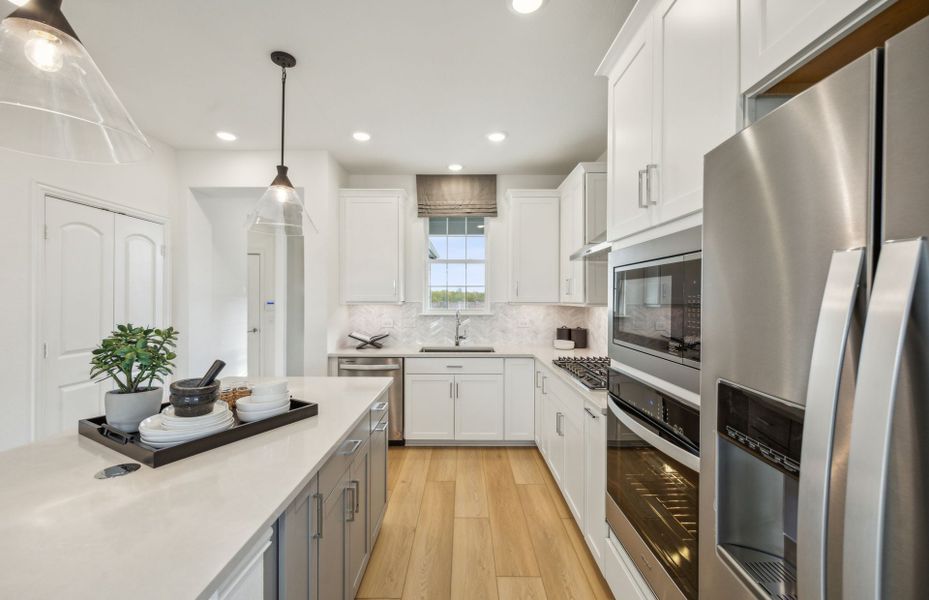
[797, 247, 864, 600]
[843, 238, 927, 599]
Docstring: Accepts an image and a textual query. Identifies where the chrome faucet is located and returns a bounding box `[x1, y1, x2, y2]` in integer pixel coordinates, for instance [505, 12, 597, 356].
[454, 310, 467, 346]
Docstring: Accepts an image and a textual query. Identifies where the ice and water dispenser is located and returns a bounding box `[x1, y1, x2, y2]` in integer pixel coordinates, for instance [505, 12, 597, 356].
[716, 381, 803, 599]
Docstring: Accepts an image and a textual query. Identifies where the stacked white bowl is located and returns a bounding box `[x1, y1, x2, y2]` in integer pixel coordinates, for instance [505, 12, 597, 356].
[138, 402, 234, 448]
[236, 379, 291, 422]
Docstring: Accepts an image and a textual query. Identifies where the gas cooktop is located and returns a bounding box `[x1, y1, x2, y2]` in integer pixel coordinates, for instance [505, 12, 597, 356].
[552, 356, 610, 390]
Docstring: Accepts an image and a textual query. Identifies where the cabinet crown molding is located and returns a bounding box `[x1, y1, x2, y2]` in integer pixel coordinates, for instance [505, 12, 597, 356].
[596, 0, 656, 78]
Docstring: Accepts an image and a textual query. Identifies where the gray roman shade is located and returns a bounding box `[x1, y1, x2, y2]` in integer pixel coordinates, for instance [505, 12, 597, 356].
[416, 175, 497, 217]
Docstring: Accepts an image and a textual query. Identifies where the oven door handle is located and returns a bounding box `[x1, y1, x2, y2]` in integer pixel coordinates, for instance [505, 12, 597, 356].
[610, 400, 699, 472]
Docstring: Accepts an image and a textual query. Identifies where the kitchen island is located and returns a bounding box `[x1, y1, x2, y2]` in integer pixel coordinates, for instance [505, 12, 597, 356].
[0, 376, 391, 599]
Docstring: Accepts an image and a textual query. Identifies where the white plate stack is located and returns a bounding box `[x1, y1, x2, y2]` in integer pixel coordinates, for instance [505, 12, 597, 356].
[139, 403, 235, 448]
[236, 379, 291, 422]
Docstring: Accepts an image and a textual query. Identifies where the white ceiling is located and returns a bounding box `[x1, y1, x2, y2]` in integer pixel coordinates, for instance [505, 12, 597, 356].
[63, 0, 633, 175]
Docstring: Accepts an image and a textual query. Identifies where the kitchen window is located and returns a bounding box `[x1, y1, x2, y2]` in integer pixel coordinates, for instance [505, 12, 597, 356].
[426, 216, 487, 312]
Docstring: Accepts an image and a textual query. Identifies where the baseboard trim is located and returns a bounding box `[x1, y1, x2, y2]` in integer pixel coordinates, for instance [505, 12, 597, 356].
[403, 440, 537, 447]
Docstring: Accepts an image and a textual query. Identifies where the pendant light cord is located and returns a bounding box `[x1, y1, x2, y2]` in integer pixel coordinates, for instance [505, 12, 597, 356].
[280, 66, 287, 167]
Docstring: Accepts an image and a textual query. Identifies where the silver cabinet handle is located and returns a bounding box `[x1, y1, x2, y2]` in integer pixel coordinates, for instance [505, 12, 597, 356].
[449, 381, 453, 398]
[345, 485, 356, 522]
[372, 401, 388, 411]
[340, 439, 362, 456]
[584, 407, 599, 420]
[535, 370, 542, 389]
[350, 480, 360, 513]
[446, 365, 463, 369]
[637, 169, 648, 208]
[515, 280, 519, 297]
[541, 376, 548, 395]
[313, 493, 323, 539]
[843, 238, 926, 598]
[555, 412, 564, 436]
[248, 327, 259, 333]
[797, 247, 864, 600]
[646, 163, 658, 205]
[374, 421, 389, 432]
[456, 382, 460, 399]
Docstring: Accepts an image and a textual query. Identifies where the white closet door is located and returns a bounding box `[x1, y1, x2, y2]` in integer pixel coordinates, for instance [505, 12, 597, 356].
[114, 214, 164, 328]
[246, 253, 261, 376]
[43, 197, 115, 436]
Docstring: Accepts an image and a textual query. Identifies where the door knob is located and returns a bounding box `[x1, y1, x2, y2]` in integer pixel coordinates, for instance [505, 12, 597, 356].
[248, 328, 259, 333]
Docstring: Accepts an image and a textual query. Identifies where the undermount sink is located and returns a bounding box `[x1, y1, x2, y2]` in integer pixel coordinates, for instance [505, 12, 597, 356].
[419, 346, 495, 353]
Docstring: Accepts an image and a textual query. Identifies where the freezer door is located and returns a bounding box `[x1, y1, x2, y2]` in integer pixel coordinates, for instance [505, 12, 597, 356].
[701, 53, 877, 599]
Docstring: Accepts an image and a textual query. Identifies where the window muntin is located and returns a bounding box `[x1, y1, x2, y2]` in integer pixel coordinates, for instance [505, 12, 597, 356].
[427, 216, 486, 311]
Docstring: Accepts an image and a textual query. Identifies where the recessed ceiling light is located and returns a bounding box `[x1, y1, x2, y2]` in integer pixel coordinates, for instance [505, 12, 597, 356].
[448, 164, 463, 172]
[216, 131, 237, 142]
[487, 131, 507, 143]
[352, 131, 371, 142]
[510, 0, 545, 14]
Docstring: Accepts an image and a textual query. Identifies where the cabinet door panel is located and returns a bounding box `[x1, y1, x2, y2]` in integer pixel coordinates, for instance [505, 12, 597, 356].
[562, 408, 585, 524]
[740, 0, 892, 93]
[510, 194, 560, 303]
[347, 444, 369, 597]
[655, 0, 738, 225]
[340, 194, 402, 303]
[560, 178, 585, 304]
[369, 418, 388, 540]
[607, 24, 655, 241]
[505, 358, 535, 441]
[584, 406, 607, 568]
[319, 474, 348, 600]
[454, 374, 504, 441]
[405, 375, 455, 440]
[544, 389, 566, 485]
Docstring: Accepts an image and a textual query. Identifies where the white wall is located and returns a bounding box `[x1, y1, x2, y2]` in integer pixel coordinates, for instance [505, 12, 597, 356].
[345, 173, 565, 306]
[175, 150, 345, 378]
[0, 140, 180, 450]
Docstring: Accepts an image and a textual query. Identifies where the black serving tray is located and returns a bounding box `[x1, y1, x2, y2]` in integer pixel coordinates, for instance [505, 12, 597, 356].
[78, 399, 318, 468]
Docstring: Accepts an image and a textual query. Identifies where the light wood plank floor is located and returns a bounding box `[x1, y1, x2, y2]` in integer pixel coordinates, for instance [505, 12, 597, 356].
[357, 447, 614, 600]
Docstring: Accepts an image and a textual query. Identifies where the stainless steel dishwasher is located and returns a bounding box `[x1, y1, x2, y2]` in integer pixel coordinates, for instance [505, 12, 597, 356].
[337, 357, 404, 443]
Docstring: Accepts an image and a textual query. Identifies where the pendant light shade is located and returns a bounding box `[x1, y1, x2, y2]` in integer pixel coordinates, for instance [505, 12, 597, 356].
[247, 51, 314, 237]
[0, 0, 151, 163]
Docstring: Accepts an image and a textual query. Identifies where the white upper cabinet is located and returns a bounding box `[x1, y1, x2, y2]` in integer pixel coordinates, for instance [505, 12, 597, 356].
[508, 190, 560, 303]
[599, 0, 738, 242]
[340, 189, 406, 304]
[740, 0, 894, 93]
[605, 20, 655, 242]
[558, 163, 607, 305]
[653, 0, 739, 225]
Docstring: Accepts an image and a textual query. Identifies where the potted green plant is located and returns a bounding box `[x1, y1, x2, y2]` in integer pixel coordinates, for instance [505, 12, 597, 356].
[90, 324, 179, 432]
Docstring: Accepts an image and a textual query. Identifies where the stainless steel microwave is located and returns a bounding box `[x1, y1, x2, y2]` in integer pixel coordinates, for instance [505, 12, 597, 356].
[608, 227, 701, 394]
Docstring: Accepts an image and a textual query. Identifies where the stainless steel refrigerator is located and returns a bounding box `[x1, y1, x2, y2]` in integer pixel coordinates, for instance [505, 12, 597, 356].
[700, 15, 929, 600]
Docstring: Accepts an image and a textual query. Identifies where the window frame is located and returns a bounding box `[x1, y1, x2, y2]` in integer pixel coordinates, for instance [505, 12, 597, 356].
[421, 216, 492, 315]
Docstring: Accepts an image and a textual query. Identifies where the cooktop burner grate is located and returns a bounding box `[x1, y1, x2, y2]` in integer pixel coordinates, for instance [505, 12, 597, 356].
[552, 356, 610, 390]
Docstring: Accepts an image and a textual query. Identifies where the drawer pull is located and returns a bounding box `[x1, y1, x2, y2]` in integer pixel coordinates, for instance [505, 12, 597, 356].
[446, 365, 464, 369]
[313, 493, 323, 539]
[340, 439, 363, 456]
[372, 401, 388, 411]
[374, 421, 389, 432]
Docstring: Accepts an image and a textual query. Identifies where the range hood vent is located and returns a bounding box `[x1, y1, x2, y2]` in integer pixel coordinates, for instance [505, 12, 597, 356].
[570, 240, 611, 261]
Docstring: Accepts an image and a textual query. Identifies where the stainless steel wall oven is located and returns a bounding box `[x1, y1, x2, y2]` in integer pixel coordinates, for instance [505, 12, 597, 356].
[607, 367, 700, 600]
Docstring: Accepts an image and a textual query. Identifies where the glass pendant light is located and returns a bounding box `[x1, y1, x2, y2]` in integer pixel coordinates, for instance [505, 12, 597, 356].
[0, 0, 151, 163]
[248, 51, 315, 237]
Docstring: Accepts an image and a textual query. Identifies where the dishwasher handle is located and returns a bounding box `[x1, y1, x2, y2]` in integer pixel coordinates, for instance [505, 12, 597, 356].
[338, 364, 401, 372]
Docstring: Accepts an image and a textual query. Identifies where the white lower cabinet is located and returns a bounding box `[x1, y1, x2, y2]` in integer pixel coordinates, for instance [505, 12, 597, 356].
[454, 374, 504, 441]
[541, 380, 566, 485]
[583, 400, 607, 568]
[604, 532, 656, 600]
[504, 358, 535, 441]
[561, 403, 585, 525]
[405, 358, 529, 442]
[405, 374, 456, 440]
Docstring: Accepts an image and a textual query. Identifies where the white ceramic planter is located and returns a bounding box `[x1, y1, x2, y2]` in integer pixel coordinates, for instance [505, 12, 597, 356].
[105, 388, 164, 432]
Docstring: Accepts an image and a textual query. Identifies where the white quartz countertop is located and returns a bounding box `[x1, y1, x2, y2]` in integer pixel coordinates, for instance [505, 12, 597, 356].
[0, 376, 391, 600]
[330, 345, 610, 413]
